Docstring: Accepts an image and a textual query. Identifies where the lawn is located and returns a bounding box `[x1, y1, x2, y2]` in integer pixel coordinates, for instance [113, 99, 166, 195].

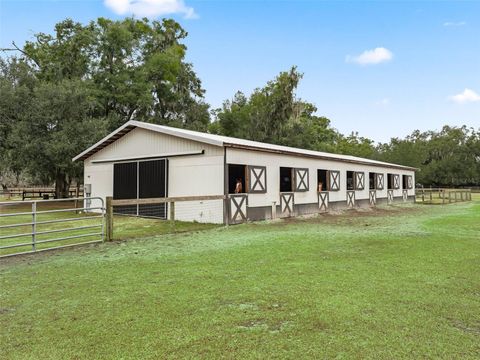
[0, 200, 218, 256]
[1, 198, 480, 359]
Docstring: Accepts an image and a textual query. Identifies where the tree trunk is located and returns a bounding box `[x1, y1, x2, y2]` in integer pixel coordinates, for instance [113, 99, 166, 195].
[55, 171, 69, 199]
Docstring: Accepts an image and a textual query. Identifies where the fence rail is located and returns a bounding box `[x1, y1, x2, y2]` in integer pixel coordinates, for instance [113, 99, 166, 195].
[0, 197, 104, 258]
[107, 195, 226, 240]
[0, 187, 84, 200]
[415, 188, 472, 204]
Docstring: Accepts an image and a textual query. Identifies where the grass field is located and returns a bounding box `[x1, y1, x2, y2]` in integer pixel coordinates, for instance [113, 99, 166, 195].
[0, 199, 218, 256]
[1, 196, 480, 359]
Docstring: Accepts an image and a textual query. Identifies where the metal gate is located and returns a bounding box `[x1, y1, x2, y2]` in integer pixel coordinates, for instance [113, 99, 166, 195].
[0, 197, 105, 258]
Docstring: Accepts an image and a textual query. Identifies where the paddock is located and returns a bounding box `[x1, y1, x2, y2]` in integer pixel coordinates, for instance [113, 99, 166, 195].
[73, 120, 417, 224]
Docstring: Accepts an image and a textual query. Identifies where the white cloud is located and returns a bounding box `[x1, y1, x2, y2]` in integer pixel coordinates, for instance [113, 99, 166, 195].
[443, 21, 466, 27]
[375, 98, 390, 106]
[104, 0, 197, 19]
[346, 47, 393, 65]
[449, 88, 480, 104]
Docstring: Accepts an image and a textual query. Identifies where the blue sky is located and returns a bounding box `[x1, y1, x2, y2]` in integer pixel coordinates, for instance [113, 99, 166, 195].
[1, 0, 479, 142]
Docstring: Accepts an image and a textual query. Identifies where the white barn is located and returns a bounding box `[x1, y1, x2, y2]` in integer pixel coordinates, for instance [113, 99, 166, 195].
[73, 120, 416, 224]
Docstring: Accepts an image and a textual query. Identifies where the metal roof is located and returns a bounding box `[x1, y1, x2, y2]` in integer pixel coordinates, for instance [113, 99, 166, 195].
[73, 120, 417, 171]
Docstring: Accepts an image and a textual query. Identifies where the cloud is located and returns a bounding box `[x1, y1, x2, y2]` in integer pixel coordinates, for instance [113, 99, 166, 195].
[346, 47, 393, 65]
[449, 88, 480, 104]
[375, 98, 390, 106]
[443, 21, 466, 27]
[104, 0, 197, 19]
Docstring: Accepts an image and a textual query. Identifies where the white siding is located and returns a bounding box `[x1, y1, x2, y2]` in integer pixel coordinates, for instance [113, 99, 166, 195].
[83, 128, 224, 223]
[226, 147, 415, 208]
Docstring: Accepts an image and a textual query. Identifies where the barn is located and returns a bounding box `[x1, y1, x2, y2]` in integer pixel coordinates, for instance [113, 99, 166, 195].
[73, 120, 416, 224]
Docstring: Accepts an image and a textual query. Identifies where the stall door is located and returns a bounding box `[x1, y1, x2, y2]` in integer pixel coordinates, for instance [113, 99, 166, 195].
[138, 160, 167, 218]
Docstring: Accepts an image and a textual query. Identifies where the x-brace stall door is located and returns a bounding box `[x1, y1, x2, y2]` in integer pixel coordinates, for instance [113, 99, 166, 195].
[393, 174, 400, 189]
[329, 171, 340, 191]
[318, 192, 329, 212]
[403, 189, 408, 202]
[248, 166, 267, 193]
[229, 194, 248, 224]
[387, 190, 394, 204]
[280, 192, 294, 217]
[347, 191, 355, 208]
[294, 168, 309, 192]
[369, 190, 377, 206]
[376, 174, 384, 190]
[407, 175, 413, 189]
[355, 172, 365, 190]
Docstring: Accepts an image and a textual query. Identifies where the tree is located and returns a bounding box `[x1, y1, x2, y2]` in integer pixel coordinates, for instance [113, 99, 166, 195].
[376, 126, 480, 186]
[1, 17, 209, 196]
[212, 66, 341, 152]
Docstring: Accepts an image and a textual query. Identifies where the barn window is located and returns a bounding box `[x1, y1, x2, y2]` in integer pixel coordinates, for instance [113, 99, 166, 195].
[280, 167, 293, 192]
[228, 164, 247, 194]
[369, 172, 376, 190]
[347, 171, 355, 190]
[402, 175, 408, 189]
[387, 174, 394, 189]
[317, 169, 328, 192]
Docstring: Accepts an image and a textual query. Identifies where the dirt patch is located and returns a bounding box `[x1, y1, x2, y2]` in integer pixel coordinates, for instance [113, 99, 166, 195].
[451, 319, 480, 335]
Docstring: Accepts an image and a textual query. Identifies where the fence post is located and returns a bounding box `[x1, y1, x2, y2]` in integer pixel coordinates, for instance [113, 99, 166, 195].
[106, 196, 113, 241]
[31, 202, 36, 251]
[170, 201, 175, 223]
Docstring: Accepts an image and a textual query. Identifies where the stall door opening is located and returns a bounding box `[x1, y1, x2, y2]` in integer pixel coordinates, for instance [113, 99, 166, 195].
[280, 167, 293, 192]
[228, 164, 247, 194]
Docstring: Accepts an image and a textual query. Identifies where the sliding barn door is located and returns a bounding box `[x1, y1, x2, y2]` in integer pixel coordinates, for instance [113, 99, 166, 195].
[138, 160, 168, 218]
[113, 159, 168, 218]
[113, 162, 138, 215]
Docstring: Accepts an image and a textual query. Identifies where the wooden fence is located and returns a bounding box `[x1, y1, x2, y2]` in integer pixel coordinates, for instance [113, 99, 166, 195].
[106, 195, 226, 241]
[1, 187, 83, 200]
[415, 188, 472, 204]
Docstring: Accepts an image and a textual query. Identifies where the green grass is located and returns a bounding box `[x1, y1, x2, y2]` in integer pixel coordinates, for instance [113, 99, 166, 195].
[0, 201, 218, 256]
[1, 199, 480, 359]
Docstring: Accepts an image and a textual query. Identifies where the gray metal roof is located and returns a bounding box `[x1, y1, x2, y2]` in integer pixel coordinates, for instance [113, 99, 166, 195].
[73, 120, 416, 171]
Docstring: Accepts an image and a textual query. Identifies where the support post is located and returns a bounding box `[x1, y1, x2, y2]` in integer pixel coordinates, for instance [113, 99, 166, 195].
[31, 202, 36, 251]
[170, 201, 175, 223]
[106, 196, 113, 241]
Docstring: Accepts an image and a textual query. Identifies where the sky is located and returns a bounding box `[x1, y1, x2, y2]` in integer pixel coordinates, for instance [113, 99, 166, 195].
[0, 0, 479, 143]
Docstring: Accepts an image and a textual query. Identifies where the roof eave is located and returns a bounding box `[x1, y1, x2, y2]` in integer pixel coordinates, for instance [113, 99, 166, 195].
[223, 142, 418, 172]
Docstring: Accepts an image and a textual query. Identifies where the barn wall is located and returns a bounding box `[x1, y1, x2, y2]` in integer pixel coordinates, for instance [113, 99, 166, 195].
[226, 147, 415, 210]
[83, 127, 225, 223]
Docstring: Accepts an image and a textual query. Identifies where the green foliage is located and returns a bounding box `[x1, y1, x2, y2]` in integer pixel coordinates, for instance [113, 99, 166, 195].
[211, 67, 340, 151]
[377, 126, 480, 186]
[0, 17, 209, 195]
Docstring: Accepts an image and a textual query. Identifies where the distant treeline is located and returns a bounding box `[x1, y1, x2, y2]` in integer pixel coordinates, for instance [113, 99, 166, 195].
[1, 18, 479, 197]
